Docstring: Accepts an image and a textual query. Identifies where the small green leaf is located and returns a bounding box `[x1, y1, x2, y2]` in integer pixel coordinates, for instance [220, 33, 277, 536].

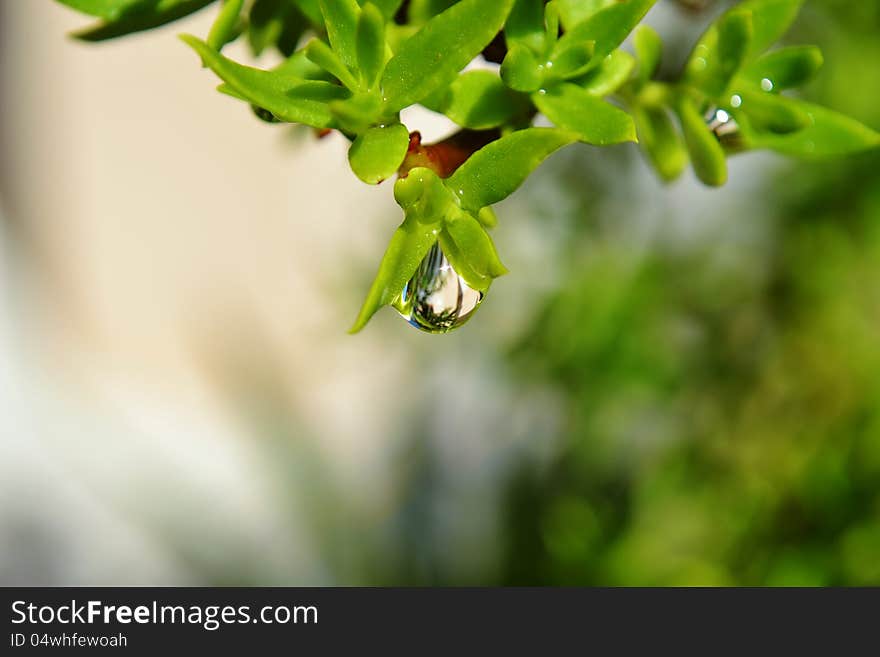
[549, 41, 596, 80]
[477, 206, 499, 229]
[181, 35, 346, 128]
[208, 0, 244, 51]
[554, 0, 615, 29]
[248, 0, 286, 56]
[434, 71, 532, 130]
[633, 24, 662, 85]
[542, 1, 560, 56]
[734, 89, 811, 134]
[273, 49, 332, 81]
[248, 0, 308, 57]
[677, 97, 727, 186]
[305, 38, 360, 90]
[555, 0, 657, 71]
[739, 0, 805, 59]
[437, 229, 488, 291]
[356, 3, 388, 90]
[748, 101, 880, 158]
[406, 0, 457, 24]
[291, 0, 323, 26]
[394, 167, 456, 223]
[684, 9, 753, 99]
[633, 105, 688, 182]
[56, 0, 146, 20]
[319, 0, 361, 70]
[370, 0, 404, 20]
[500, 43, 544, 93]
[330, 92, 384, 134]
[349, 123, 410, 184]
[506, 0, 546, 52]
[350, 216, 440, 333]
[381, 0, 515, 110]
[443, 211, 508, 288]
[578, 49, 636, 96]
[741, 45, 823, 91]
[446, 128, 577, 212]
[73, 0, 214, 41]
[533, 83, 637, 145]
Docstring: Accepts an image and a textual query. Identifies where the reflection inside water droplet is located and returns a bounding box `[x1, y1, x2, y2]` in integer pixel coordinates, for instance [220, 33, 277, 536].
[394, 242, 484, 334]
[704, 105, 745, 153]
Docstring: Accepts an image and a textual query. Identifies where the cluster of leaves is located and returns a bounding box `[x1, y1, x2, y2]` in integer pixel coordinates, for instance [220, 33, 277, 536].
[56, 0, 880, 332]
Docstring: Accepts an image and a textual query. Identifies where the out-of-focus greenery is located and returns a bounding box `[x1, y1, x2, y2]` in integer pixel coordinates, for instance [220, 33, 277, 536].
[492, 0, 880, 586]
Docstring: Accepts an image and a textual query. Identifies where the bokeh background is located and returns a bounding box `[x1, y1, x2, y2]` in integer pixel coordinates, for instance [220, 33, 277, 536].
[1, 0, 878, 586]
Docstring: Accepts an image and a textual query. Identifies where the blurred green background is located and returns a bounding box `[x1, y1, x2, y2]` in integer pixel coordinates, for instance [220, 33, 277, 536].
[1, 0, 878, 586]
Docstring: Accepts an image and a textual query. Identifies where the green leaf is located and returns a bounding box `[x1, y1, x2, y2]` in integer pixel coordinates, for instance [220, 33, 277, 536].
[56, 0, 146, 20]
[542, 1, 560, 56]
[549, 41, 596, 80]
[406, 0, 457, 24]
[633, 105, 688, 182]
[181, 35, 346, 127]
[356, 3, 388, 90]
[446, 128, 577, 212]
[330, 92, 384, 134]
[305, 38, 360, 89]
[555, 0, 657, 72]
[369, 0, 404, 20]
[319, 0, 361, 70]
[555, 0, 615, 30]
[533, 83, 637, 145]
[434, 71, 532, 130]
[291, 0, 323, 26]
[633, 24, 662, 85]
[394, 167, 456, 223]
[684, 9, 753, 99]
[748, 101, 880, 158]
[208, 0, 244, 51]
[436, 229, 488, 292]
[739, 0, 805, 59]
[273, 49, 332, 81]
[381, 0, 515, 110]
[248, 0, 308, 57]
[349, 123, 410, 184]
[734, 89, 811, 134]
[73, 0, 214, 41]
[477, 206, 499, 229]
[350, 216, 440, 333]
[741, 45, 823, 91]
[578, 49, 635, 96]
[677, 97, 727, 186]
[443, 212, 508, 288]
[506, 0, 546, 52]
[500, 43, 544, 93]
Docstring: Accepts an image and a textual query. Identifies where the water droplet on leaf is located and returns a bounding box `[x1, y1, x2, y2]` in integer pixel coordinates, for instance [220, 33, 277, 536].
[704, 106, 745, 153]
[394, 242, 484, 334]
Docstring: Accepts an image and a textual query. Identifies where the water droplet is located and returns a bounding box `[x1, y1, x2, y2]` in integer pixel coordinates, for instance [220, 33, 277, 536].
[730, 94, 743, 108]
[704, 105, 745, 153]
[760, 78, 774, 92]
[394, 242, 484, 334]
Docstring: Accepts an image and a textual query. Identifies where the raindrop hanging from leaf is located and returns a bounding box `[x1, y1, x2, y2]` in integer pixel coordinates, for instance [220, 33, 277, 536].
[394, 241, 484, 333]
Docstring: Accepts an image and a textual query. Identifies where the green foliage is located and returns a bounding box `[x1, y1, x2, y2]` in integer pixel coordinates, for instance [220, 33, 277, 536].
[54, 0, 880, 332]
